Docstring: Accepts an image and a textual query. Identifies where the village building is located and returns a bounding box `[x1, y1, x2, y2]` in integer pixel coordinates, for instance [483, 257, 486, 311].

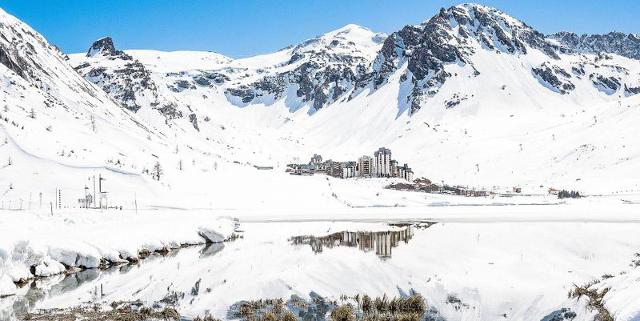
[310, 154, 323, 165]
[327, 160, 343, 178]
[288, 148, 414, 182]
[390, 159, 399, 177]
[373, 147, 392, 177]
[397, 163, 414, 182]
[342, 161, 357, 178]
[287, 163, 314, 175]
[357, 155, 373, 177]
[314, 160, 330, 174]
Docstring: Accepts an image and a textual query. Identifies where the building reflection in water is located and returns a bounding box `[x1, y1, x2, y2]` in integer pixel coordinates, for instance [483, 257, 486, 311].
[290, 226, 414, 259]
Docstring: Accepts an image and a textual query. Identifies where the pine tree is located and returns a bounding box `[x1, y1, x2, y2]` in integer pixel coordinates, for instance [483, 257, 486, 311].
[90, 115, 96, 132]
[29, 108, 36, 119]
[153, 161, 163, 181]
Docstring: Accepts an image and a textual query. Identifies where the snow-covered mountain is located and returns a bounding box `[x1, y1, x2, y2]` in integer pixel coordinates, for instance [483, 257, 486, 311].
[224, 24, 386, 111]
[2, 3, 640, 210]
[0, 7, 163, 170]
[70, 3, 640, 119]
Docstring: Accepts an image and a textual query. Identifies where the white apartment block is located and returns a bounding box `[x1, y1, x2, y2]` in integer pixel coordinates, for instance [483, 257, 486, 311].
[373, 147, 392, 177]
[357, 155, 373, 177]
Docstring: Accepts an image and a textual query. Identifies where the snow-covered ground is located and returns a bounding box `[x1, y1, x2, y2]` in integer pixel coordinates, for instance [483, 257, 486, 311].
[0, 210, 236, 295]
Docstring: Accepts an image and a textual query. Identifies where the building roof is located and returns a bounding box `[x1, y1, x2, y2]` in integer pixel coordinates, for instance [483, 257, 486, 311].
[374, 147, 392, 156]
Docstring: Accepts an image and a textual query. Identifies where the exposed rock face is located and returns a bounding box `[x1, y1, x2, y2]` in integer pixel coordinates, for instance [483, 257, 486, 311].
[75, 37, 180, 118]
[0, 18, 61, 85]
[0, 45, 28, 78]
[189, 113, 199, 131]
[193, 71, 229, 86]
[68, 4, 640, 122]
[225, 24, 384, 111]
[86, 37, 120, 57]
[532, 63, 575, 94]
[549, 32, 640, 60]
[365, 4, 562, 114]
[166, 70, 230, 91]
[590, 73, 621, 94]
[0, 7, 109, 112]
[76, 57, 157, 112]
[625, 85, 640, 95]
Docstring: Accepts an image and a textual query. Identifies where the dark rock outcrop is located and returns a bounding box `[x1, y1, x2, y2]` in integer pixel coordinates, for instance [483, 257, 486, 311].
[549, 31, 640, 60]
[226, 25, 379, 111]
[86, 37, 121, 57]
[532, 63, 575, 94]
[364, 4, 563, 114]
[590, 73, 621, 94]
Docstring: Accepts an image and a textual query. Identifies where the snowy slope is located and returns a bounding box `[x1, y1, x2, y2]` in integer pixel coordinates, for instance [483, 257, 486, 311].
[2, 3, 640, 212]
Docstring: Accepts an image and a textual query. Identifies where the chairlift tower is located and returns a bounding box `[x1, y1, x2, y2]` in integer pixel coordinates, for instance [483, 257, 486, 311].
[84, 185, 90, 209]
[98, 174, 107, 209]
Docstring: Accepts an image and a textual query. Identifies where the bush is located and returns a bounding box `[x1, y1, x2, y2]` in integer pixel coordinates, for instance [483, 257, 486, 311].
[281, 311, 297, 321]
[331, 304, 356, 321]
[194, 316, 222, 321]
[261, 312, 278, 321]
[401, 294, 425, 315]
[374, 296, 389, 313]
[361, 295, 372, 314]
[558, 190, 581, 199]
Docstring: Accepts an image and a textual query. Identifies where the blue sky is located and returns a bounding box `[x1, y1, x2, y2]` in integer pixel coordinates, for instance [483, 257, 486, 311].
[1, 0, 638, 58]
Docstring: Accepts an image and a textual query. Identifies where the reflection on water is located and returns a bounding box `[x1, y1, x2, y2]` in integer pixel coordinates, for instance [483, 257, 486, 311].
[0, 243, 226, 321]
[200, 242, 225, 258]
[290, 226, 415, 259]
[2, 269, 100, 321]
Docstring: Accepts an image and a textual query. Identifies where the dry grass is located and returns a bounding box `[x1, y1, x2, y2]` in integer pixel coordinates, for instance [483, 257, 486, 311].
[231, 294, 427, 321]
[232, 298, 298, 321]
[193, 315, 222, 321]
[330, 304, 356, 321]
[22, 304, 179, 321]
[341, 294, 426, 321]
[568, 280, 613, 321]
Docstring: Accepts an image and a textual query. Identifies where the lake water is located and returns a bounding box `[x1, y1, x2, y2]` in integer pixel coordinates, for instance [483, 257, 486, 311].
[2, 220, 640, 321]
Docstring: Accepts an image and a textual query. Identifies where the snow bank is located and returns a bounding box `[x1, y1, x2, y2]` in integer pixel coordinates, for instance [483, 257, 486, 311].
[0, 275, 15, 297]
[199, 218, 237, 243]
[0, 210, 236, 281]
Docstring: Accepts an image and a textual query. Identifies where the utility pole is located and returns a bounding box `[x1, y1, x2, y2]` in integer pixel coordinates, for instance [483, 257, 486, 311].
[98, 174, 107, 209]
[92, 175, 96, 209]
[84, 186, 89, 209]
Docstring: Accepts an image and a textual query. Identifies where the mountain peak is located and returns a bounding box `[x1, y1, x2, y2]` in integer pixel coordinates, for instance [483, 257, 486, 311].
[452, 2, 495, 11]
[86, 37, 118, 57]
[328, 24, 371, 35]
[321, 24, 386, 45]
[435, 2, 526, 29]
